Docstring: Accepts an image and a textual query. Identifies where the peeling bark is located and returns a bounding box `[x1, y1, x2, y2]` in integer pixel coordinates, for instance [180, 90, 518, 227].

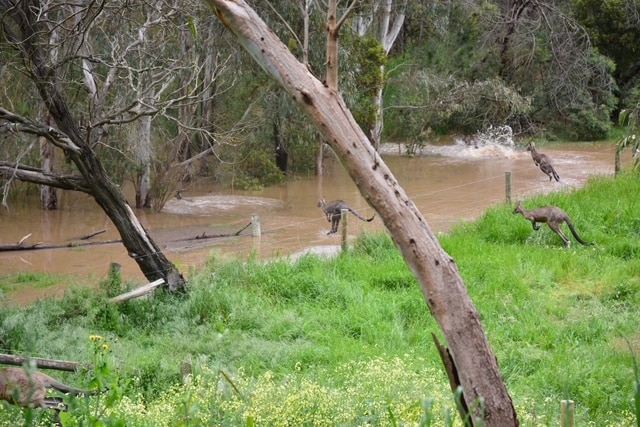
[204, 1, 518, 425]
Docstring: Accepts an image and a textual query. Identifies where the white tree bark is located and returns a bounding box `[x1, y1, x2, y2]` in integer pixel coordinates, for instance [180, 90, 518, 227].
[136, 114, 152, 208]
[203, 1, 518, 425]
[354, 0, 407, 150]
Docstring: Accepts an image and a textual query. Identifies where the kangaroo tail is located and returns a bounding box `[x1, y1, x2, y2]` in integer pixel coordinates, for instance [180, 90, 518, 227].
[349, 209, 376, 223]
[46, 377, 99, 396]
[552, 166, 560, 182]
[566, 219, 592, 246]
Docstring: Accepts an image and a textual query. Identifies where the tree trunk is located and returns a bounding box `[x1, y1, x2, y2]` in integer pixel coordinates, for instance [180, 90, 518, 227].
[315, 140, 324, 176]
[39, 135, 58, 210]
[7, 1, 185, 291]
[204, 1, 518, 425]
[355, 0, 407, 150]
[370, 86, 384, 151]
[134, 114, 152, 209]
[325, 0, 340, 91]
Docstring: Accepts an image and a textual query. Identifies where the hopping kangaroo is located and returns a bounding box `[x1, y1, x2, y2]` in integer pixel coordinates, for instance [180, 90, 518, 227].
[513, 201, 592, 247]
[317, 198, 375, 234]
[527, 142, 560, 182]
[0, 366, 99, 411]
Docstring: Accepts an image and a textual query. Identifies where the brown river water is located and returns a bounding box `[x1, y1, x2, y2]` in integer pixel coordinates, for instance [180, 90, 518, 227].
[0, 141, 622, 304]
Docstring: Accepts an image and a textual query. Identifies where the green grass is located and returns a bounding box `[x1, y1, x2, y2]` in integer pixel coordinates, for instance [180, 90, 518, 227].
[1, 172, 639, 426]
[0, 272, 71, 294]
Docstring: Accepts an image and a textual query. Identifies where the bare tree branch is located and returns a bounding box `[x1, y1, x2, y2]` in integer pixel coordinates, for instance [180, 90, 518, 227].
[0, 107, 81, 154]
[0, 162, 91, 193]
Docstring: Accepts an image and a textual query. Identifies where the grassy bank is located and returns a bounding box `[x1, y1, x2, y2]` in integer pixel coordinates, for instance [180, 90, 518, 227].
[1, 172, 639, 426]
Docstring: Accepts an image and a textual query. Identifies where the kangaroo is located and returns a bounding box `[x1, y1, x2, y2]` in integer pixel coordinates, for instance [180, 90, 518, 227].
[0, 366, 98, 411]
[513, 201, 592, 247]
[317, 198, 375, 234]
[527, 142, 560, 182]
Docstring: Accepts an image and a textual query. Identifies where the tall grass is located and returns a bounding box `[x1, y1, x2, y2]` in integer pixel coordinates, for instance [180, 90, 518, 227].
[0, 172, 639, 426]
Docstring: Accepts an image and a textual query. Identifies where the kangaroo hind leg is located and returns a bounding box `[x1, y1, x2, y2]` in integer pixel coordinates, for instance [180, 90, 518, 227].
[329, 215, 340, 234]
[548, 223, 570, 247]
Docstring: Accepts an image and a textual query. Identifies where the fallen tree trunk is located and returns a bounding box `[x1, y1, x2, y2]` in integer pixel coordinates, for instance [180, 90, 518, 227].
[0, 354, 87, 372]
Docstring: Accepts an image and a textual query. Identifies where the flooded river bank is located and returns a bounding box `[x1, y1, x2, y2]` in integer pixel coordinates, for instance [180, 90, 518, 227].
[0, 141, 621, 304]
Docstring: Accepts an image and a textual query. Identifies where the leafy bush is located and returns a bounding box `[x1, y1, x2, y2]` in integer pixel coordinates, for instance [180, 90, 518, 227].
[233, 150, 285, 190]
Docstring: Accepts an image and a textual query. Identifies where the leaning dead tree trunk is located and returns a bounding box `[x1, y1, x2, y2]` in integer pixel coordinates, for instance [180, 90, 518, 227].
[0, 2, 185, 291]
[205, 2, 518, 425]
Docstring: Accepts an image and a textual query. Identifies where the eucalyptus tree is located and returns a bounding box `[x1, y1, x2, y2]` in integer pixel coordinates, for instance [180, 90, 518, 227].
[240, 1, 329, 176]
[350, 0, 407, 150]
[0, 0, 233, 290]
[204, 0, 519, 425]
[481, 0, 616, 139]
[571, 0, 640, 109]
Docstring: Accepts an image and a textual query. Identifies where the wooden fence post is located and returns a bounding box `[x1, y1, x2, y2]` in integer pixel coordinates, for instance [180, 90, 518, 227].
[341, 208, 348, 251]
[251, 214, 261, 237]
[251, 214, 261, 257]
[560, 399, 575, 427]
[505, 172, 512, 204]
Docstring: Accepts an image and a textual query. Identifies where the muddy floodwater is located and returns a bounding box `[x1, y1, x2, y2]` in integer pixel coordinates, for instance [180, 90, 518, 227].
[0, 141, 622, 304]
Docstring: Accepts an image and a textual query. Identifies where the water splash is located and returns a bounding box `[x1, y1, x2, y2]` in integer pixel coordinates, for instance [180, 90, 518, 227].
[474, 125, 515, 148]
[382, 125, 518, 159]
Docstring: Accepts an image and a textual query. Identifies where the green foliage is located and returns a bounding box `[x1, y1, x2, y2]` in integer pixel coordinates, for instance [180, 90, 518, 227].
[572, 0, 640, 99]
[384, 71, 531, 139]
[568, 107, 612, 141]
[616, 107, 640, 170]
[0, 273, 65, 295]
[4, 174, 640, 425]
[232, 149, 285, 191]
[630, 338, 640, 427]
[352, 37, 387, 95]
[343, 36, 388, 134]
[98, 264, 123, 298]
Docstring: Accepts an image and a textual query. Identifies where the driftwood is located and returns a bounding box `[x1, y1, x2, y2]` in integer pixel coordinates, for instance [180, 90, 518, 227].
[108, 278, 165, 303]
[0, 354, 87, 372]
[75, 229, 106, 240]
[1, 223, 253, 253]
[0, 238, 122, 252]
[167, 222, 253, 243]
